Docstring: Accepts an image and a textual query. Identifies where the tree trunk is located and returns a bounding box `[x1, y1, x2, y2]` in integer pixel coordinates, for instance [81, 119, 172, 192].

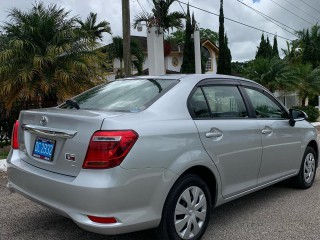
[302, 97, 307, 107]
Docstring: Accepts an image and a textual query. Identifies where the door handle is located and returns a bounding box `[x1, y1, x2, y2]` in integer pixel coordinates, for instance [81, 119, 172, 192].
[206, 132, 223, 138]
[261, 128, 273, 135]
[205, 128, 223, 138]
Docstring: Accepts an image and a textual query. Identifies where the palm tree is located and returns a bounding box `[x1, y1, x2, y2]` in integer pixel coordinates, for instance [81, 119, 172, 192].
[108, 36, 124, 70]
[282, 40, 302, 64]
[133, 0, 185, 33]
[77, 12, 111, 40]
[245, 57, 296, 93]
[106, 37, 145, 76]
[291, 63, 320, 106]
[0, 3, 109, 109]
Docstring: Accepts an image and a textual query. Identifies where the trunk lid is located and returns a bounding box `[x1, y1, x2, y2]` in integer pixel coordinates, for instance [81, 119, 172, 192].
[18, 108, 124, 176]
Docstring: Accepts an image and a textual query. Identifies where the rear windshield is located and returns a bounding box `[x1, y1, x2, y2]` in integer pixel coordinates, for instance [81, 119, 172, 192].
[59, 79, 179, 112]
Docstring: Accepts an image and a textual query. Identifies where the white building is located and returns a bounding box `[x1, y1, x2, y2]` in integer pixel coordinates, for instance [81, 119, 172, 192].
[107, 36, 219, 81]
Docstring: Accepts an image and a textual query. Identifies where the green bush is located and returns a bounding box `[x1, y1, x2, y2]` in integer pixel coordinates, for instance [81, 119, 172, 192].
[292, 106, 319, 122]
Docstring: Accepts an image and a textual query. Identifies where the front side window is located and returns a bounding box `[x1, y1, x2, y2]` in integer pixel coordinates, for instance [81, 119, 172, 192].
[189, 85, 248, 118]
[245, 88, 288, 119]
[60, 79, 178, 112]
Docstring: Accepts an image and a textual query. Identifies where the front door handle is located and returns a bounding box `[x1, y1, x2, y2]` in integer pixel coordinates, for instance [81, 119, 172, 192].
[206, 132, 223, 138]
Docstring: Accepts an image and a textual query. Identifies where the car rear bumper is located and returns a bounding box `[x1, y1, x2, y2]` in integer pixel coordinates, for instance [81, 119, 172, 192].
[7, 150, 178, 235]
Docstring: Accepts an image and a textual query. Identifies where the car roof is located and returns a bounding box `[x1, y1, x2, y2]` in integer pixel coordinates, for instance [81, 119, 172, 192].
[124, 74, 261, 87]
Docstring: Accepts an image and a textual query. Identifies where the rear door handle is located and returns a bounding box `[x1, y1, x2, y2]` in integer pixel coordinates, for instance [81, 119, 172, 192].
[205, 128, 223, 138]
[261, 127, 273, 135]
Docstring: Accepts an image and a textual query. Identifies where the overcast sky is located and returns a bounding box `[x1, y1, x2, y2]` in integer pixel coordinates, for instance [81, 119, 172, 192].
[0, 0, 320, 62]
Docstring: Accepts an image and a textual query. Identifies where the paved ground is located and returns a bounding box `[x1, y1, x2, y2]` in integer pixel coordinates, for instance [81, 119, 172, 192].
[0, 159, 7, 171]
[1, 171, 320, 240]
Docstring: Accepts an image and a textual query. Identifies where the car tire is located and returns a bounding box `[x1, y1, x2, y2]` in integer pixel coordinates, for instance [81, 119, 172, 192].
[156, 174, 211, 240]
[292, 146, 317, 189]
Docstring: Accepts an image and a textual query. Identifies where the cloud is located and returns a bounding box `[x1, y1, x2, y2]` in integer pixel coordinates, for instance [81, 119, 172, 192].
[0, 0, 319, 62]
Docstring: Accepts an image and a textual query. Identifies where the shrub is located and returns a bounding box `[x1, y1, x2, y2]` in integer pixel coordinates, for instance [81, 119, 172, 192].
[292, 105, 319, 122]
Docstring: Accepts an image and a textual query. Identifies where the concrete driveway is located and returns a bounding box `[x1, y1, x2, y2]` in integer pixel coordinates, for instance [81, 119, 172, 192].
[1, 171, 320, 240]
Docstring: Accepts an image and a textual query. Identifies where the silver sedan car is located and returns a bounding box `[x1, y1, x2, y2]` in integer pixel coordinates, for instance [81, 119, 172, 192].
[7, 74, 318, 240]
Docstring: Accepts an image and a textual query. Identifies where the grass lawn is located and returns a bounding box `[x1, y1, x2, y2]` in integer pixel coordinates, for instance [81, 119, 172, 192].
[0, 145, 10, 159]
[0, 153, 8, 159]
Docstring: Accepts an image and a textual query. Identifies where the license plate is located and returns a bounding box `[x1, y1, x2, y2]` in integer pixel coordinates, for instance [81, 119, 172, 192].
[32, 137, 56, 161]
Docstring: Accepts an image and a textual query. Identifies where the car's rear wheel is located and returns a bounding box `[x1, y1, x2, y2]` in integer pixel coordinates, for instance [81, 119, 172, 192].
[156, 174, 211, 240]
[292, 146, 317, 189]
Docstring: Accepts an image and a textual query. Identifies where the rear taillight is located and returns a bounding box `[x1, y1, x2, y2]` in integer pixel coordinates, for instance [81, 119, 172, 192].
[11, 120, 19, 149]
[83, 130, 138, 169]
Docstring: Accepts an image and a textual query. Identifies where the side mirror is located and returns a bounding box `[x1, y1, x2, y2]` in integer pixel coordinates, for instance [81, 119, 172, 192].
[289, 109, 308, 127]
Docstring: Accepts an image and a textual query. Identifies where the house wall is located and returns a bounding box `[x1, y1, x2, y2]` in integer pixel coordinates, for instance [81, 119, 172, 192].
[108, 42, 218, 79]
[165, 55, 183, 72]
[274, 91, 301, 108]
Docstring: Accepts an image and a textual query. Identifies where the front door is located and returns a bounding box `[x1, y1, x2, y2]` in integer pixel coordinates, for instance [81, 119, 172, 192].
[243, 87, 302, 185]
[190, 85, 262, 199]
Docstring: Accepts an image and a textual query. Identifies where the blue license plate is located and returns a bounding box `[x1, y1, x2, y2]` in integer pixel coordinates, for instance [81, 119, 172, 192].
[32, 137, 56, 161]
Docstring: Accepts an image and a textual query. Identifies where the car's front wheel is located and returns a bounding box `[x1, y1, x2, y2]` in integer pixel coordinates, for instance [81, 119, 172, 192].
[292, 146, 317, 189]
[156, 174, 211, 240]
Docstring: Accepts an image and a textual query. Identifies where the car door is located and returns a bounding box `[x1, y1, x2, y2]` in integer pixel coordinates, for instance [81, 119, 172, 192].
[189, 82, 263, 199]
[243, 87, 302, 185]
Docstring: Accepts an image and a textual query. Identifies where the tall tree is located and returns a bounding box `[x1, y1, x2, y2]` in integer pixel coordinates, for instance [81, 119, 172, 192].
[180, 4, 195, 73]
[0, 2, 109, 109]
[272, 36, 279, 58]
[256, 33, 272, 59]
[217, 0, 231, 74]
[225, 34, 232, 74]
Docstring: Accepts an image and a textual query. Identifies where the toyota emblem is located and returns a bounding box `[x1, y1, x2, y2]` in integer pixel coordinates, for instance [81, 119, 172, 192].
[39, 116, 48, 126]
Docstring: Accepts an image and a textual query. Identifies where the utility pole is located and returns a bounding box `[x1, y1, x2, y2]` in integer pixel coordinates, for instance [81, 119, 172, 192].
[122, 0, 131, 77]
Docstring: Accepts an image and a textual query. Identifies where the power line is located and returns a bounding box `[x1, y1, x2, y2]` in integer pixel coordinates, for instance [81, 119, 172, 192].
[176, 0, 293, 41]
[236, 0, 298, 37]
[269, 0, 314, 25]
[136, 0, 149, 16]
[178, 1, 186, 15]
[282, 0, 320, 22]
[146, 0, 153, 11]
[297, 0, 320, 16]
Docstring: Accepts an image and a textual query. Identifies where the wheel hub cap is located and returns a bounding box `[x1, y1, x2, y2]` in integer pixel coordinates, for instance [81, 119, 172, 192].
[174, 186, 207, 239]
[304, 153, 315, 184]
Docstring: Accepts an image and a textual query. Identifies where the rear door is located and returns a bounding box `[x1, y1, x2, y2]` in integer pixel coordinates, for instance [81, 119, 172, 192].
[243, 87, 302, 185]
[190, 81, 262, 199]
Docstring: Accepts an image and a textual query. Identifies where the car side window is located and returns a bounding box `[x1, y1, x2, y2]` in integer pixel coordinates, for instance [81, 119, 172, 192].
[190, 85, 248, 118]
[190, 88, 211, 118]
[244, 88, 288, 119]
[201, 86, 248, 118]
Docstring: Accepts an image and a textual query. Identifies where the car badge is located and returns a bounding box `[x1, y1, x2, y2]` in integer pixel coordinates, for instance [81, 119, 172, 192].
[65, 153, 76, 161]
[39, 116, 48, 126]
